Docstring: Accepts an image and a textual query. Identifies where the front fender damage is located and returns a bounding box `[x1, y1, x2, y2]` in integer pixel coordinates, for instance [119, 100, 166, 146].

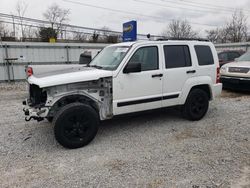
[23, 77, 113, 121]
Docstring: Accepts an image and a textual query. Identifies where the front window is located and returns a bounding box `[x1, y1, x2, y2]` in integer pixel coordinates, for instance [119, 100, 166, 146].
[89, 46, 130, 70]
[128, 46, 158, 71]
[237, 53, 250, 62]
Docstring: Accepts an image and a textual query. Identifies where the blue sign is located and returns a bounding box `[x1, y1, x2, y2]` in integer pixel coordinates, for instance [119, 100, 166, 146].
[123, 20, 137, 42]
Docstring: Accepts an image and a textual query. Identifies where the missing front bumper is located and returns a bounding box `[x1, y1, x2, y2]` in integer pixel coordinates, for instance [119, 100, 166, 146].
[23, 100, 49, 122]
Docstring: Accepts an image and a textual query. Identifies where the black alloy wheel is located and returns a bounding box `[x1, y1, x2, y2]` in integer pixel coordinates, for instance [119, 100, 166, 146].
[53, 103, 99, 149]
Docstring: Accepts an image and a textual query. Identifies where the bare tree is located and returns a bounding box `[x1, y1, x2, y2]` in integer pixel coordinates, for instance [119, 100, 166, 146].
[100, 26, 111, 36]
[225, 10, 248, 43]
[99, 26, 110, 42]
[0, 21, 4, 37]
[92, 31, 99, 43]
[162, 20, 198, 39]
[206, 28, 219, 43]
[73, 31, 87, 42]
[98, 26, 119, 43]
[16, 0, 28, 40]
[43, 3, 70, 39]
[0, 21, 10, 38]
[206, 28, 228, 43]
[26, 26, 39, 39]
[206, 10, 248, 43]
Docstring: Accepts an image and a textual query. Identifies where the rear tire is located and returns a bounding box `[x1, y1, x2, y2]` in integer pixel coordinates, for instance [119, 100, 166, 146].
[53, 103, 99, 149]
[182, 89, 209, 121]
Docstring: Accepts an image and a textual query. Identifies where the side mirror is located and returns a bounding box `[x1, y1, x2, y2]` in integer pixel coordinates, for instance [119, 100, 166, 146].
[234, 58, 239, 62]
[123, 62, 141, 74]
[79, 52, 91, 65]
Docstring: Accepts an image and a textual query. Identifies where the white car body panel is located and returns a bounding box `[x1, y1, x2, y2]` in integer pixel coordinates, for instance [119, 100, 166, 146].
[28, 68, 113, 88]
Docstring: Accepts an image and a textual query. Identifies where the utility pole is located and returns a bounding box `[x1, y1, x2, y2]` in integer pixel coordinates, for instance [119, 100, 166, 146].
[12, 14, 16, 38]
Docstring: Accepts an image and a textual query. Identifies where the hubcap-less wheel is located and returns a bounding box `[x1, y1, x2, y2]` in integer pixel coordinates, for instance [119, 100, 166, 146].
[46, 117, 53, 123]
[183, 89, 209, 121]
[53, 103, 99, 149]
[191, 95, 207, 115]
[63, 113, 91, 142]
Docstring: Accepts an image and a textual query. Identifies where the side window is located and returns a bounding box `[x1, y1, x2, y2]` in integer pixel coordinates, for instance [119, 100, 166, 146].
[164, 45, 191, 69]
[195, 45, 214, 65]
[228, 52, 240, 61]
[128, 46, 158, 71]
[218, 52, 228, 61]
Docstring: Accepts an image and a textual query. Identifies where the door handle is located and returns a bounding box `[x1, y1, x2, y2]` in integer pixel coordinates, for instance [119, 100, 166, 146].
[186, 70, 196, 74]
[152, 74, 163, 78]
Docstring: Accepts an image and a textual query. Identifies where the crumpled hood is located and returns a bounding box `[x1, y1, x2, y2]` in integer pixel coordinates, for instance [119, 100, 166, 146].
[28, 67, 113, 88]
[223, 61, 250, 67]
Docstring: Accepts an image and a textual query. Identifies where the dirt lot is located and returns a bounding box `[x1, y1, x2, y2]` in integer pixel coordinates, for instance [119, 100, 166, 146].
[0, 82, 249, 188]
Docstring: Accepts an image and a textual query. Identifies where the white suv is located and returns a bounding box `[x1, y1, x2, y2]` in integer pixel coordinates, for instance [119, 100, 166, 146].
[23, 40, 222, 148]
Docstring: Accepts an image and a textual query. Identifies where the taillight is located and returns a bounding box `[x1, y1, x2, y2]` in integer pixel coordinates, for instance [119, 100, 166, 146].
[27, 67, 33, 77]
[216, 67, 220, 83]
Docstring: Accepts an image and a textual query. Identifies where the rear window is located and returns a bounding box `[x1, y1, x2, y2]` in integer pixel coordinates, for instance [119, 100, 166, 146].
[164, 45, 191, 68]
[195, 45, 214, 66]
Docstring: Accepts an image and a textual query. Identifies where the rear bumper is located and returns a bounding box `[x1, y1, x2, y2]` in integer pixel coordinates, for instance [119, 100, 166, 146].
[212, 83, 222, 98]
[221, 76, 250, 91]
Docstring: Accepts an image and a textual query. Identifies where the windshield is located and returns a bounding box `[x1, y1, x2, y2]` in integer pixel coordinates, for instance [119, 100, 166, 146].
[237, 53, 250, 62]
[89, 46, 130, 70]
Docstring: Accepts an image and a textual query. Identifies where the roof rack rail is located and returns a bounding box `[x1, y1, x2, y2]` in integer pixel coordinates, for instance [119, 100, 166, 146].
[157, 38, 209, 42]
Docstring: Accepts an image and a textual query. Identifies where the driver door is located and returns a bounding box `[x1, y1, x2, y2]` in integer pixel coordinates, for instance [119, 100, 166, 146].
[113, 45, 163, 115]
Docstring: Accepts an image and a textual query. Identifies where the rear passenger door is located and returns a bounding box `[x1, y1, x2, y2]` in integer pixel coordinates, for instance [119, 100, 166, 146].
[162, 45, 194, 107]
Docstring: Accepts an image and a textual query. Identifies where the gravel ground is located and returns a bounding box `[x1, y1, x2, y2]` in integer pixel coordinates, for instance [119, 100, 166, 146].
[0, 82, 250, 188]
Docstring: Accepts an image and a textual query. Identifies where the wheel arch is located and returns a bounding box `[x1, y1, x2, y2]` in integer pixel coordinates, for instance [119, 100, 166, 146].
[189, 84, 212, 100]
[48, 94, 100, 117]
[180, 76, 213, 104]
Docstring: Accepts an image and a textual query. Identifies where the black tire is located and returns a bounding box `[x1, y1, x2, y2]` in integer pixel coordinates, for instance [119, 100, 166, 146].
[182, 89, 209, 121]
[46, 117, 53, 123]
[53, 102, 99, 149]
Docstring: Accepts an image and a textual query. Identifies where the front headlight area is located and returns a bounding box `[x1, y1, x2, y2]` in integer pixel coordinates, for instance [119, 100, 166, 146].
[29, 84, 47, 107]
[220, 66, 228, 74]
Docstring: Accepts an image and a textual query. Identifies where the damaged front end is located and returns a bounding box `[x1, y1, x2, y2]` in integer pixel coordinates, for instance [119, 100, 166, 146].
[23, 77, 113, 122]
[23, 84, 49, 121]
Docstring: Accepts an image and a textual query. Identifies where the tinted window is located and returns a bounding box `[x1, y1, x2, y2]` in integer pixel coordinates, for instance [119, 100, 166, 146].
[228, 52, 240, 61]
[195, 45, 214, 65]
[128, 46, 158, 71]
[218, 52, 228, 61]
[164, 45, 191, 68]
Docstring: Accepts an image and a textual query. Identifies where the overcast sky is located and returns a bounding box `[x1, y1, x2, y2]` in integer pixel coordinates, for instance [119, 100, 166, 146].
[0, 0, 250, 37]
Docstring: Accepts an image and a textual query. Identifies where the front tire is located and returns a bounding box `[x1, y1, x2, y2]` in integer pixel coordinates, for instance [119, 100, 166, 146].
[46, 117, 53, 123]
[53, 103, 99, 149]
[182, 89, 209, 121]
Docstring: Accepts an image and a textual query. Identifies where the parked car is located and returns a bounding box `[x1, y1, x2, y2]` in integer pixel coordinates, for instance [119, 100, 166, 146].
[218, 50, 245, 67]
[220, 52, 250, 91]
[23, 40, 222, 149]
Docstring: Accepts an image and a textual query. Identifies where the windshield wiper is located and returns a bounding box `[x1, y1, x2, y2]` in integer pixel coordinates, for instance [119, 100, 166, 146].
[87, 65, 103, 69]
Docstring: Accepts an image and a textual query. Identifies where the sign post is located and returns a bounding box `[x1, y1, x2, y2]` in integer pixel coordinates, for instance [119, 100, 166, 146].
[123, 21, 137, 42]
